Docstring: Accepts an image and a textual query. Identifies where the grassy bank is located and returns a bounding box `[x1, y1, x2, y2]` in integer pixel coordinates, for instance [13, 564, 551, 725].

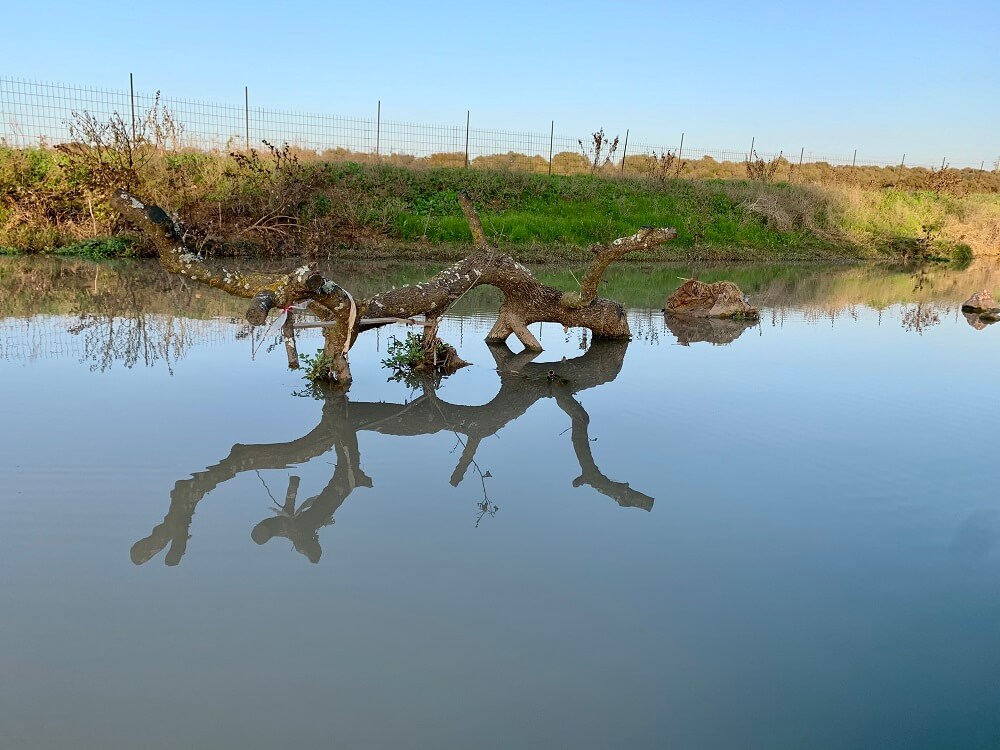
[2, 145, 997, 262]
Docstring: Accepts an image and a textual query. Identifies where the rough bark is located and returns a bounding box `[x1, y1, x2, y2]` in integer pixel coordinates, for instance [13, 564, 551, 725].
[663, 279, 759, 319]
[131, 340, 652, 566]
[110, 188, 677, 381]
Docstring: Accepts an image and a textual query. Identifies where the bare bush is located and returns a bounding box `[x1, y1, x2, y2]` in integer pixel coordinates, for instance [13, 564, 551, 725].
[745, 149, 783, 182]
[578, 129, 620, 175]
[56, 93, 183, 193]
[648, 149, 686, 182]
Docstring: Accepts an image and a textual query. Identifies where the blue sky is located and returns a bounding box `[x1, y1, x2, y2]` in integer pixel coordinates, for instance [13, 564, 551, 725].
[4, 0, 998, 166]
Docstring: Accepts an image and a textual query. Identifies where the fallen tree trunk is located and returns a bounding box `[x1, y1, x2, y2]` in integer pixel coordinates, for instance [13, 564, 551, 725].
[110, 188, 677, 384]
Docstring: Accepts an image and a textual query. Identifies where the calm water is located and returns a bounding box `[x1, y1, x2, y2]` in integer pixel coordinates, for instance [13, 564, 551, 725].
[1, 258, 999, 749]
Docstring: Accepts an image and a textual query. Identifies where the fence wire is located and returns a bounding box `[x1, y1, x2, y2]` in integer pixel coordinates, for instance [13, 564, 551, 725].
[1, 77, 993, 172]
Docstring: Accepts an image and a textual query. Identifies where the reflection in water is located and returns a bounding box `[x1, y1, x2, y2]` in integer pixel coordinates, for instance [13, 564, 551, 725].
[68, 284, 194, 372]
[663, 313, 758, 346]
[963, 310, 998, 330]
[4, 257, 1000, 369]
[131, 340, 652, 566]
[900, 264, 943, 335]
[900, 303, 942, 334]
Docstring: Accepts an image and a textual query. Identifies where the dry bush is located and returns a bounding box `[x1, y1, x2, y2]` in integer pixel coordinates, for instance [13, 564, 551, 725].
[921, 165, 964, 196]
[472, 152, 549, 173]
[721, 181, 846, 244]
[578, 129, 619, 175]
[424, 151, 467, 169]
[745, 150, 783, 182]
[645, 150, 686, 182]
[56, 93, 183, 194]
[551, 151, 592, 175]
[217, 141, 338, 254]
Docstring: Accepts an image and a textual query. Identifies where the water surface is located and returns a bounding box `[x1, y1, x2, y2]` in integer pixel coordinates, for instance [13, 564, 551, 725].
[1, 258, 999, 749]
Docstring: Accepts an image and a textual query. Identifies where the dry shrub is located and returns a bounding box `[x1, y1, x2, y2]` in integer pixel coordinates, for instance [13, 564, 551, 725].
[578, 129, 619, 175]
[551, 151, 592, 175]
[745, 150, 783, 182]
[721, 181, 846, 243]
[56, 93, 183, 195]
[472, 152, 549, 173]
[637, 150, 686, 182]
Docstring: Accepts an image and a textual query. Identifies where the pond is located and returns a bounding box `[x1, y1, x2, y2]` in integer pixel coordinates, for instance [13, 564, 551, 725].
[1, 257, 999, 749]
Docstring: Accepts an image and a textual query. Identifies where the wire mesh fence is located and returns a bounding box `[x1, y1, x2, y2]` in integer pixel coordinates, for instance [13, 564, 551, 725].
[1, 77, 994, 174]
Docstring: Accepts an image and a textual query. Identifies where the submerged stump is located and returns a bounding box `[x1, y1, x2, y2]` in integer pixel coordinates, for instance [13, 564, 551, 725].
[663, 279, 759, 319]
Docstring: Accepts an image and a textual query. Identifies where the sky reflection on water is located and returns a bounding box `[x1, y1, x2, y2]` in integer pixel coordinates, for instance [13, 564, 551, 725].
[0, 259, 998, 749]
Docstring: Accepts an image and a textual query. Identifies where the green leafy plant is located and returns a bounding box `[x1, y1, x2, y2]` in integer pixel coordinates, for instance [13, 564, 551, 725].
[950, 242, 973, 267]
[381, 331, 466, 384]
[381, 331, 426, 371]
[299, 348, 336, 382]
[55, 236, 132, 259]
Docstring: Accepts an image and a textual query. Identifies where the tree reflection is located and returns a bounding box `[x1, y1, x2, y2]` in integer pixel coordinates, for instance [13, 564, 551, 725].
[900, 302, 941, 334]
[68, 282, 194, 372]
[132, 339, 652, 566]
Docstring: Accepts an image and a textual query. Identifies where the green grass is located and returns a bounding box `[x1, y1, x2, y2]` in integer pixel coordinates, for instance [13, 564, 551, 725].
[340, 168, 818, 250]
[54, 236, 134, 260]
[319, 164, 996, 260]
[3, 146, 998, 261]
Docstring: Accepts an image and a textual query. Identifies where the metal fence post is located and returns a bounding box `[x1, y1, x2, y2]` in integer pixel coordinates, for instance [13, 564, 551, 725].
[678, 132, 684, 159]
[852, 149, 857, 167]
[748, 136, 755, 161]
[464, 110, 470, 168]
[620, 129, 629, 173]
[244, 86, 250, 151]
[941, 156, 947, 170]
[548, 120, 554, 175]
[790, 146, 803, 181]
[376, 100, 381, 157]
[900, 154, 905, 167]
[129, 73, 136, 139]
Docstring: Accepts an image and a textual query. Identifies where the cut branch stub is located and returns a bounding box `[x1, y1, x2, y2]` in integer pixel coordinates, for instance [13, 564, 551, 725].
[247, 290, 278, 326]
